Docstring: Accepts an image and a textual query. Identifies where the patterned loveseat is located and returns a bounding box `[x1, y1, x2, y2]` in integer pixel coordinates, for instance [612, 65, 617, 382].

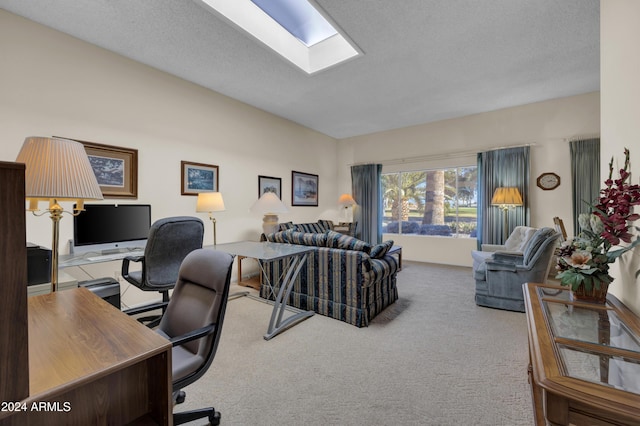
[261, 229, 399, 327]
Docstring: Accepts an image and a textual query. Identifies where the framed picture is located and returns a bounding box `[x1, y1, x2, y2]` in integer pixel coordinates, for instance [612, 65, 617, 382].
[70, 138, 138, 199]
[258, 175, 282, 199]
[291, 171, 318, 206]
[181, 161, 219, 195]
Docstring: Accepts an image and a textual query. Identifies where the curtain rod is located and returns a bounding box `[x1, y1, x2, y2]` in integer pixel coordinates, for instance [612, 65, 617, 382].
[563, 133, 601, 142]
[349, 142, 537, 167]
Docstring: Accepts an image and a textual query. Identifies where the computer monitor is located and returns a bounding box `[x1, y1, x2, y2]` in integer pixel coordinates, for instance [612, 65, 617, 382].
[72, 204, 151, 254]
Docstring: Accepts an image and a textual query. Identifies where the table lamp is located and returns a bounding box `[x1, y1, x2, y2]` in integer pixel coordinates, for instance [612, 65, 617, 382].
[338, 193, 356, 221]
[196, 191, 225, 246]
[16, 136, 103, 292]
[491, 187, 523, 242]
[250, 192, 289, 235]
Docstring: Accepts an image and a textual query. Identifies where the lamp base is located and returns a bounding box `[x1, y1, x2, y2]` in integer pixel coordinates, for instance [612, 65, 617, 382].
[262, 214, 279, 235]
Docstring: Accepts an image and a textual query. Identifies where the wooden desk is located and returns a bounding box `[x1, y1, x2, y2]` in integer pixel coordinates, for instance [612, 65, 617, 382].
[0, 288, 172, 426]
[524, 283, 640, 426]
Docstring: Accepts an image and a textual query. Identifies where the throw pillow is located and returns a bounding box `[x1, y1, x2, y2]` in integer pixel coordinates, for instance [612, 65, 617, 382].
[370, 240, 394, 259]
[325, 230, 372, 253]
[264, 230, 289, 243]
[522, 227, 554, 264]
[317, 219, 334, 231]
[298, 222, 326, 233]
[285, 231, 328, 247]
[278, 222, 296, 231]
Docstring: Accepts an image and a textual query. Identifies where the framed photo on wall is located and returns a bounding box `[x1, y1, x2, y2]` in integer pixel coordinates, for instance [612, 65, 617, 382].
[181, 161, 219, 195]
[258, 175, 282, 199]
[291, 170, 318, 206]
[68, 138, 138, 199]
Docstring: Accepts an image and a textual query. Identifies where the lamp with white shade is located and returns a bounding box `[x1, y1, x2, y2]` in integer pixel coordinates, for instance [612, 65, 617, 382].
[491, 187, 523, 243]
[250, 192, 289, 235]
[16, 136, 103, 292]
[196, 192, 225, 246]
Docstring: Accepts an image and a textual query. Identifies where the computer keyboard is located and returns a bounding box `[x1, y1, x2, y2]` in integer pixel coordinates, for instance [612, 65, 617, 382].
[86, 250, 144, 262]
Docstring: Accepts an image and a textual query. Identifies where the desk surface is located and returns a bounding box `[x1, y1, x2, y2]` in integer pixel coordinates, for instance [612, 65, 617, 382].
[0, 287, 172, 425]
[28, 288, 170, 394]
[58, 248, 145, 268]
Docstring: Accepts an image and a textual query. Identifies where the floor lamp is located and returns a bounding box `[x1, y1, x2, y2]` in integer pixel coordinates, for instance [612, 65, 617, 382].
[16, 137, 103, 292]
[196, 192, 225, 246]
[250, 192, 289, 235]
[491, 187, 523, 243]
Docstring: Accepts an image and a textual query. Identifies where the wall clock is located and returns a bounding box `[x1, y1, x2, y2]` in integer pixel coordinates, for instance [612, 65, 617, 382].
[536, 172, 560, 190]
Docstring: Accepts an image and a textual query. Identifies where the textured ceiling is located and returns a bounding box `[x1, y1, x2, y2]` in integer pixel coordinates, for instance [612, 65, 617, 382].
[0, 0, 600, 139]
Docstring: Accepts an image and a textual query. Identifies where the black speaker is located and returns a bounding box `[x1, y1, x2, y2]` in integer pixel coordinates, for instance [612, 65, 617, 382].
[27, 243, 51, 285]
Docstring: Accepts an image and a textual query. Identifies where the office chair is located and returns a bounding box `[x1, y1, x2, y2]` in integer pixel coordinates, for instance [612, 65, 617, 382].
[157, 248, 234, 425]
[122, 216, 204, 326]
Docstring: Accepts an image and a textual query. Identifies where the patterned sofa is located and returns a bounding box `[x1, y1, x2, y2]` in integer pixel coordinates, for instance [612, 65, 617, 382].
[261, 229, 399, 327]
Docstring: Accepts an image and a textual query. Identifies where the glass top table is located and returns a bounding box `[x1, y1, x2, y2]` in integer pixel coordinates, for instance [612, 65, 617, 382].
[212, 241, 312, 262]
[524, 283, 640, 425]
[532, 284, 640, 397]
[212, 241, 314, 340]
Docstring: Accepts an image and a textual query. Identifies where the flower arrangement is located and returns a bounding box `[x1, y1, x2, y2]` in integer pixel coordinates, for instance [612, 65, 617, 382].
[556, 148, 640, 297]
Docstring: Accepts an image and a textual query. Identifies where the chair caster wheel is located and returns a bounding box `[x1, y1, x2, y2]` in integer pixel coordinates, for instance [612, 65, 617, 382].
[175, 390, 186, 404]
[209, 411, 221, 425]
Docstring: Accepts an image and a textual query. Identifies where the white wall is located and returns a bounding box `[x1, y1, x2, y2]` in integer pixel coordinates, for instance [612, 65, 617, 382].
[601, 0, 640, 316]
[339, 93, 601, 266]
[0, 10, 340, 308]
[0, 9, 608, 289]
[0, 10, 342, 249]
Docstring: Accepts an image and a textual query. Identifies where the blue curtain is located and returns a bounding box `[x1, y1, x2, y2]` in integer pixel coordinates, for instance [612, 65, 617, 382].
[570, 138, 600, 236]
[351, 164, 382, 244]
[477, 146, 530, 248]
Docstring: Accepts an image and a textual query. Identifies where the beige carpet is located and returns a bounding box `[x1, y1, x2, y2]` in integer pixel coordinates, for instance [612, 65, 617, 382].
[177, 261, 534, 425]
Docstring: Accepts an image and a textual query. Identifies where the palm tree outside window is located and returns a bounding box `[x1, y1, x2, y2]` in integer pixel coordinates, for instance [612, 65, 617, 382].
[381, 166, 478, 237]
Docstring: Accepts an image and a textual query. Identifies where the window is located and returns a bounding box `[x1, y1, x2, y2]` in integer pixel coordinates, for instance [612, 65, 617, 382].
[199, 0, 361, 74]
[382, 166, 477, 237]
[251, 0, 337, 47]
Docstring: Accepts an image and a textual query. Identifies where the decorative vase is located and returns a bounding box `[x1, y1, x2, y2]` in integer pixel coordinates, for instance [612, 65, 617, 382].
[571, 282, 609, 304]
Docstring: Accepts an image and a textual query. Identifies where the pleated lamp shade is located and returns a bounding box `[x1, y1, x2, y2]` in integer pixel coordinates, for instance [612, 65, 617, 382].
[491, 187, 523, 207]
[16, 137, 103, 207]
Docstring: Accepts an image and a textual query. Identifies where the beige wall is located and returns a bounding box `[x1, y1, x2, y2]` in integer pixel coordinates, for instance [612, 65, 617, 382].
[339, 93, 601, 266]
[601, 0, 640, 315]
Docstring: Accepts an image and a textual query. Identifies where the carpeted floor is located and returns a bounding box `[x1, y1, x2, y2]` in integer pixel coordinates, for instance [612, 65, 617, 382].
[177, 261, 534, 425]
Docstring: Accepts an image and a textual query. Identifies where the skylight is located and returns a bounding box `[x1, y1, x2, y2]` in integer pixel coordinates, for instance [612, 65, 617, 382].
[250, 0, 337, 47]
[196, 0, 361, 74]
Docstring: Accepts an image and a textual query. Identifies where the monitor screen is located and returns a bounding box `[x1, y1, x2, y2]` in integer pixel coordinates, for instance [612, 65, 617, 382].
[73, 204, 151, 250]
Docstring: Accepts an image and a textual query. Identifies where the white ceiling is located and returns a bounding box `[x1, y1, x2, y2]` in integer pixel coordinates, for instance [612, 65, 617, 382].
[0, 0, 600, 139]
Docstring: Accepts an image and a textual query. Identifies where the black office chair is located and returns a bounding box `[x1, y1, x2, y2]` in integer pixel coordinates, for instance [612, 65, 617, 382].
[122, 216, 204, 325]
[157, 248, 234, 425]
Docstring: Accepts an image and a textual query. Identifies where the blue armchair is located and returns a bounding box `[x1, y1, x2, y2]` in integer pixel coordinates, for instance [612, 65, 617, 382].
[474, 227, 560, 312]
